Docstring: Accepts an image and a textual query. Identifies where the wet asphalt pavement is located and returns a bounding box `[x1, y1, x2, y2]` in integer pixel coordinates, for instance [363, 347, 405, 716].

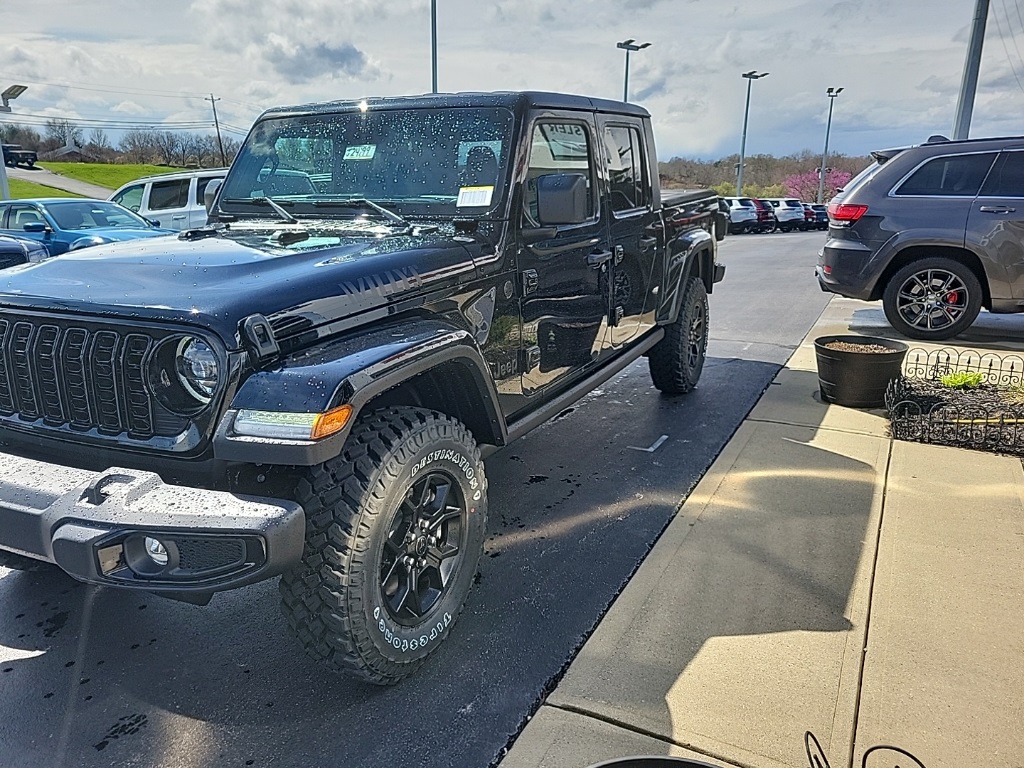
[0, 231, 832, 768]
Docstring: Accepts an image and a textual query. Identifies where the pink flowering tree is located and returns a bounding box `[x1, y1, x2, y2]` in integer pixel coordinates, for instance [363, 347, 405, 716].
[784, 169, 853, 203]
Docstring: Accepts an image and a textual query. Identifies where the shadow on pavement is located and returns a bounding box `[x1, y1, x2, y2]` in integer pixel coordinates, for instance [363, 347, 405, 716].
[0, 355, 783, 768]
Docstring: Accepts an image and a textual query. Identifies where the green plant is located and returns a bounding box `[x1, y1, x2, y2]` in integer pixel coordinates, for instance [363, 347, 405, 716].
[939, 371, 985, 389]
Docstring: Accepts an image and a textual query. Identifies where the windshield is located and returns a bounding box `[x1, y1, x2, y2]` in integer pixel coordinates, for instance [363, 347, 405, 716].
[220, 106, 515, 218]
[46, 201, 151, 230]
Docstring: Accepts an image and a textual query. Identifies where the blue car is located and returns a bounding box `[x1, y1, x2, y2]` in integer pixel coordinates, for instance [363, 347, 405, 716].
[0, 198, 174, 256]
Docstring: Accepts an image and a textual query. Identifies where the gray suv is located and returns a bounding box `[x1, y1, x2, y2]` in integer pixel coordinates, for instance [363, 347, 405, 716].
[816, 135, 1024, 340]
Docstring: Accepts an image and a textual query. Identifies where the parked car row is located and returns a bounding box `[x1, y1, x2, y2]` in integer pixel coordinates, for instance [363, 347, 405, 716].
[723, 196, 829, 233]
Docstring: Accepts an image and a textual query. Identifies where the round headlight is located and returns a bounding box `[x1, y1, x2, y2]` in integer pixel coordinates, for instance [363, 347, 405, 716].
[175, 337, 219, 403]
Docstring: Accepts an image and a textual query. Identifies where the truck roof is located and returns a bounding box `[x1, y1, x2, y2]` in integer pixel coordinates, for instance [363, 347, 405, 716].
[260, 91, 650, 121]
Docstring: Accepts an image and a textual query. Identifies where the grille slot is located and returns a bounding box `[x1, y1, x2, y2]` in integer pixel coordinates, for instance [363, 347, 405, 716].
[176, 538, 246, 573]
[0, 313, 194, 440]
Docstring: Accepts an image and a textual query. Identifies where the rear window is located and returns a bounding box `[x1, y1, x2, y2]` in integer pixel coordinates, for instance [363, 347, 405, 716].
[839, 161, 883, 199]
[785, 199, 801, 206]
[894, 152, 997, 197]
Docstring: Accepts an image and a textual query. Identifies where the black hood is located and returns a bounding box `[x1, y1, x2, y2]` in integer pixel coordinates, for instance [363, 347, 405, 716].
[0, 221, 484, 347]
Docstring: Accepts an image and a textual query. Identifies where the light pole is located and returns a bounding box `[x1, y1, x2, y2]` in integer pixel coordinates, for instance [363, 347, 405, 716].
[431, 0, 438, 93]
[0, 84, 28, 199]
[617, 39, 651, 102]
[736, 70, 768, 196]
[952, 0, 989, 139]
[817, 87, 843, 204]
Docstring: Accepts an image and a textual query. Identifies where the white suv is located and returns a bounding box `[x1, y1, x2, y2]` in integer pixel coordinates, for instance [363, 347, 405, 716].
[762, 198, 806, 232]
[109, 168, 228, 231]
[723, 197, 758, 234]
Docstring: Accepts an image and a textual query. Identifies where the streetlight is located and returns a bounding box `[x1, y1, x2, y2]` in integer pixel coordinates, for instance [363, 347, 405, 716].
[617, 39, 651, 102]
[817, 87, 844, 204]
[736, 70, 769, 196]
[0, 84, 28, 199]
[0, 84, 27, 114]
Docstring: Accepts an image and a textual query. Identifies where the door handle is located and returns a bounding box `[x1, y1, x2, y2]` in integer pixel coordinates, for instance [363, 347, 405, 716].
[639, 236, 658, 247]
[978, 206, 1016, 213]
[587, 250, 613, 269]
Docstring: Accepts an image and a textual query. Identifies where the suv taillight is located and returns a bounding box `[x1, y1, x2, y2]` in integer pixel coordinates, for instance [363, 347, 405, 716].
[827, 203, 869, 223]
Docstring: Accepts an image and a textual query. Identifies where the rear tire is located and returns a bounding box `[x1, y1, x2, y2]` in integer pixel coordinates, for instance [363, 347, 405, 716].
[882, 257, 982, 340]
[280, 407, 487, 685]
[648, 277, 709, 394]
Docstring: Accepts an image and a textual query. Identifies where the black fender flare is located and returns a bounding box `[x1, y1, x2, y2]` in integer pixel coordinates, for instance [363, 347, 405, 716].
[213, 319, 505, 466]
[656, 227, 716, 325]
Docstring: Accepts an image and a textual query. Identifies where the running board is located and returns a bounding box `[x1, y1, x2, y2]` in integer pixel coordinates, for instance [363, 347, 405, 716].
[485, 328, 665, 456]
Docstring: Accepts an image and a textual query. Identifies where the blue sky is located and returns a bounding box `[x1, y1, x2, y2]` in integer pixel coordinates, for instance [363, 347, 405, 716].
[1, 0, 1022, 160]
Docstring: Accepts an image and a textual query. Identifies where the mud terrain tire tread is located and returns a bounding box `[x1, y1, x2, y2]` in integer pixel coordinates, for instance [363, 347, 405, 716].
[279, 407, 486, 685]
[648, 276, 709, 395]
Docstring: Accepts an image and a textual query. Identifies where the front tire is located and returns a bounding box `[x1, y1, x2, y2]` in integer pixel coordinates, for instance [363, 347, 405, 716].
[648, 276, 709, 394]
[280, 407, 487, 685]
[882, 257, 982, 340]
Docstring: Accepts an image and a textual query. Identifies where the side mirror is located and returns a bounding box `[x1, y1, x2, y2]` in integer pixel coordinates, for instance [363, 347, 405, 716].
[145, 218, 161, 227]
[535, 173, 588, 226]
[23, 222, 49, 234]
[205, 178, 224, 215]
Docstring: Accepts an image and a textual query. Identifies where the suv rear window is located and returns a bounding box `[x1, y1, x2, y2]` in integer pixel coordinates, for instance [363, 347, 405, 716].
[894, 152, 997, 197]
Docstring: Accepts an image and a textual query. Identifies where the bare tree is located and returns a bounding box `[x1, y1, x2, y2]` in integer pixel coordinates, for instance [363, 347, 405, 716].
[0, 123, 42, 149]
[221, 135, 241, 165]
[178, 132, 199, 167]
[153, 131, 181, 165]
[87, 128, 111, 150]
[44, 118, 84, 148]
[119, 130, 155, 164]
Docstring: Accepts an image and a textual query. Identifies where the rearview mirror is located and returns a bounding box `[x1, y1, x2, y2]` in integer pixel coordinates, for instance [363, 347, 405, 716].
[205, 178, 224, 215]
[535, 173, 588, 226]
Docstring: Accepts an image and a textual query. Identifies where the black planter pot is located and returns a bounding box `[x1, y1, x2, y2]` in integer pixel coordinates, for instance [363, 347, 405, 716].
[814, 335, 909, 408]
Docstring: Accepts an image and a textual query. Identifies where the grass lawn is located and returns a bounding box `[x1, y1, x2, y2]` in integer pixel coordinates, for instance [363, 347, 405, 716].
[37, 162, 181, 190]
[6, 178, 85, 199]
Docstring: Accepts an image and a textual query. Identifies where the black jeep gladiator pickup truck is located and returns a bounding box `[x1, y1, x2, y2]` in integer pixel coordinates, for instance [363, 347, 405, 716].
[2, 143, 37, 168]
[0, 92, 723, 684]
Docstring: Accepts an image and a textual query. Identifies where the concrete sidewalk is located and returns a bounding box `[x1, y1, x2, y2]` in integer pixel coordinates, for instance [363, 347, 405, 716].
[6, 165, 112, 198]
[502, 297, 1024, 768]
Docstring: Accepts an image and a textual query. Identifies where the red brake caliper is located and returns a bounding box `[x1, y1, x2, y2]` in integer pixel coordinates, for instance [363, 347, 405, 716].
[946, 291, 961, 305]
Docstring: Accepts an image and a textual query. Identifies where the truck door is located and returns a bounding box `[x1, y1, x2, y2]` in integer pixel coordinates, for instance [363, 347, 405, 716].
[967, 149, 1024, 300]
[598, 116, 658, 349]
[518, 115, 612, 397]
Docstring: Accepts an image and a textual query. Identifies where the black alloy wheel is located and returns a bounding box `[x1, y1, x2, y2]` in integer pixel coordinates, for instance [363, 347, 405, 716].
[380, 471, 466, 625]
[883, 257, 983, 341]
[279, 407, 487, 684]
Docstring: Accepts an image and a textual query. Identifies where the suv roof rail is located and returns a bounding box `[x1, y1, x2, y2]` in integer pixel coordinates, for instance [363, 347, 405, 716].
[925, 134, 950, 143]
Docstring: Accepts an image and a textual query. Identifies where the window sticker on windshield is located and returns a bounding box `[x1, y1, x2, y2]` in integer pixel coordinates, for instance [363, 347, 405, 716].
[457, 186, 494, 207]
[343, 144, 376, 161]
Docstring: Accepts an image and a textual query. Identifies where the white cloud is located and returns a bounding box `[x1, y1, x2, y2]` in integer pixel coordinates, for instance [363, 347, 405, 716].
[0, 0, 1020, 159]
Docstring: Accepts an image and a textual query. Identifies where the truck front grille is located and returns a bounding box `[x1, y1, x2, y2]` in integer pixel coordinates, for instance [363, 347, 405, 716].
[0, 314, 189, 440]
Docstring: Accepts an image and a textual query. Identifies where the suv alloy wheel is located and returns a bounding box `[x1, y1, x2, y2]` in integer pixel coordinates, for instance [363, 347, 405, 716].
[882, 257, 983, 340]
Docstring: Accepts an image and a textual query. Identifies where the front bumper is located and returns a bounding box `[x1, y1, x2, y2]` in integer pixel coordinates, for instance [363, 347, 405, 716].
[0, 453, 304, 602]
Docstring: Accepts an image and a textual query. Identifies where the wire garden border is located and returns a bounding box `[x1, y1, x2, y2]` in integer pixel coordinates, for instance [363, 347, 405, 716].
[886, 347, 1024, 456]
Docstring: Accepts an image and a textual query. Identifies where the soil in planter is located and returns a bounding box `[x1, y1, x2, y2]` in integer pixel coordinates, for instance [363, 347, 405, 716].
[824, 341, 897, 354]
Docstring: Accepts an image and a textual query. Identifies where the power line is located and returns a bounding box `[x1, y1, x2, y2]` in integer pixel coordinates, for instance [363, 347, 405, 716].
[992, 2, 1024, 95]
[998, 0, 1024, 71]
[0, 74, 268, 113]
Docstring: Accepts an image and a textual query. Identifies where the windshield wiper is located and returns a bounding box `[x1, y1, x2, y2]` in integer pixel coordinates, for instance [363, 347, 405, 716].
[224, 197, 298, 224]
[311, 199, 410, 230]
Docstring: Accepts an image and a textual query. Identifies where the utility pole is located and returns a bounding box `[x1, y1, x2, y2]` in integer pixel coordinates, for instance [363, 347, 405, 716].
[817, 87, 843, 204]
[206, 93, 227, 167]
[431, 0, 438, 93]
[952, 0, 990, 140]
